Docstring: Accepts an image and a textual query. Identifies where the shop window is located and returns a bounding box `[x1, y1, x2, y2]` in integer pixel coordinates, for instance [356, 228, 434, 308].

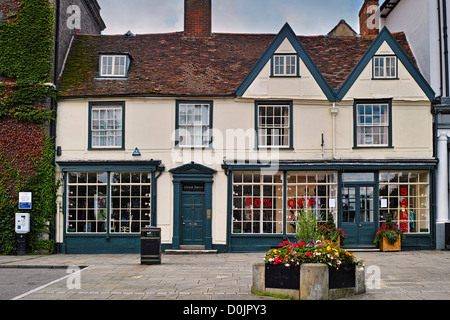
[67, 171, 152, 234]
[286, 172, 338, 234]
[89, 102, 125, 149]
[354, 100, 392, 148]
[256, 102, 292, 148]
[176, 101, 212, 148]
[379, 171, 430, 234]
[232, 172, 283, 234]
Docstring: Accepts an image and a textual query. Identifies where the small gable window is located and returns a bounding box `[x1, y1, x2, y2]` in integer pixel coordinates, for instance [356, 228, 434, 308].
[373, 56, 397, 79]
[272, 54, 298, 77]
[99, 55, 129, 77]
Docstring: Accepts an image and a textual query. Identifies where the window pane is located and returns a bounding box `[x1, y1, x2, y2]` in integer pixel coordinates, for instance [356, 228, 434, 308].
[91, 105, 123, 148]
[379, 171, 430, 234]
[178, 103, 210, 147]
[232, 172, 283, 234]
[258, 105, 290, 147]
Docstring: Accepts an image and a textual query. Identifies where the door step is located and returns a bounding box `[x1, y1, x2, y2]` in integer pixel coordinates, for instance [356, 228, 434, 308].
[164, 249, 217, 254]
[346, 248, 381, 252]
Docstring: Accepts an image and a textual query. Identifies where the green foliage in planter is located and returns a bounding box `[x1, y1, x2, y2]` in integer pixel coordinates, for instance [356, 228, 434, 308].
[373, 213, 405, 245]
[0, 0, 55, 124]
[0, 135, 59, 255]
[293, 206, 319, 242]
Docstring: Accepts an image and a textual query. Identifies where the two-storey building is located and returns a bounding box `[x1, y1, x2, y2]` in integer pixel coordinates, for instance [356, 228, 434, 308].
[54, 0, 436, 253]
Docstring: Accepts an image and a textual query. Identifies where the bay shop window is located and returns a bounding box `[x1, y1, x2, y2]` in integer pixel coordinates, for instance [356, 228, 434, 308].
[231, 171, 338, 234]
[231, 170, 430, 235]
[66, 171, 152, 234]
[379, 171, 430, 234]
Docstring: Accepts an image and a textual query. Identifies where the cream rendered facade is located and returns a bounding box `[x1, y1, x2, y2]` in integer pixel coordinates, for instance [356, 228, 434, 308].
[55, 27, 436, 253]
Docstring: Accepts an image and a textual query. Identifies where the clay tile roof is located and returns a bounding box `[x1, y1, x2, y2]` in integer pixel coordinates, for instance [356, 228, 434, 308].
[58, 31, 416, 98]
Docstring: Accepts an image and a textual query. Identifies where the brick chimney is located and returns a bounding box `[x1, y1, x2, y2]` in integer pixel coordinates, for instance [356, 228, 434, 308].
[184, 0, 212, 37]
[359, 0, 379, 36]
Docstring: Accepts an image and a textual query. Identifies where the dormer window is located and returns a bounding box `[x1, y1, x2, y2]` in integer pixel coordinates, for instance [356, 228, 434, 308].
[272, 54, 299, 77]
[373, 55, 397, 79]
[99, 54, 130, 77]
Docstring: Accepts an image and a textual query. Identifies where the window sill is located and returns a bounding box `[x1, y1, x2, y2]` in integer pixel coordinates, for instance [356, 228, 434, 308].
[270, 75, 301, 78]
[371, 77, 399, 80]
[88, 147, 125, 151]
[95, 76, 129, 80]
[352, 145, 394, 149]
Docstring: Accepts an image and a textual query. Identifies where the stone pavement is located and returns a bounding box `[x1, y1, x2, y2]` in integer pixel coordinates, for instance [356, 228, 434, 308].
[0, 250, 450, 300]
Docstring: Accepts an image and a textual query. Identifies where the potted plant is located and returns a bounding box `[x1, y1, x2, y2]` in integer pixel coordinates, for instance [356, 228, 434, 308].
[374, 213, 405, 251]
[317, 212, 346, 246]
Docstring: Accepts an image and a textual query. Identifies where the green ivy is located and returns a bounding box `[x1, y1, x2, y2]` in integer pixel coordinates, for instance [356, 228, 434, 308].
[0, 0, 58, 254]
[0, 0, 55, 123]
[0, 135, 59, 255]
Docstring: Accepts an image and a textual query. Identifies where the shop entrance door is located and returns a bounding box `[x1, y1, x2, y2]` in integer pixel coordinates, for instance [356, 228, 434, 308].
[341, 185, 377, 247]
[180, 183, 205, 247]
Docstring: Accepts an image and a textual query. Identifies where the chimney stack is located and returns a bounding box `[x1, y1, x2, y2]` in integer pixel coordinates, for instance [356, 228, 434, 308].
[184, 0, 212, 37]
[359, 0, 379, 36]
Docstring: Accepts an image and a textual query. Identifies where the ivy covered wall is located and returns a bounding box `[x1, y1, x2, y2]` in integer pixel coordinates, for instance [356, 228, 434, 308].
[0, 0, 57, 254]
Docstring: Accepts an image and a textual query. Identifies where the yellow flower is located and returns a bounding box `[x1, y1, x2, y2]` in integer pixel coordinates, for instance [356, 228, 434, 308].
[326, 246, 331, 252]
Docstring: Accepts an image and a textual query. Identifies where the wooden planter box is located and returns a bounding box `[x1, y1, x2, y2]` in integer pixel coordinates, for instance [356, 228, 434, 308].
[252, 262, 365, 300]
[379, 237, 401, 252]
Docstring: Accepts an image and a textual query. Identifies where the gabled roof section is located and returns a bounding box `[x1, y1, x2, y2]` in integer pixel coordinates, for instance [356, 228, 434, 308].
[236, 23, 335, 101]
[335, 27, 435, 101]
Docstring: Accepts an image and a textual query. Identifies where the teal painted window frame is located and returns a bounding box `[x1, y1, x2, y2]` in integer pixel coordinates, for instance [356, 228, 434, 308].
[255, 100, 294, 149]
[174, 100, 214, 149]
[88, 101, 125, 150]
[58, 161, 163, 248]
[270, 53, 300, 77]
[353, 99, 393, 149]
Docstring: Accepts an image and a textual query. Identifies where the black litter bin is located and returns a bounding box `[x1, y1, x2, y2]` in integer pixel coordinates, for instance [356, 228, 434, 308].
[141, 227, 161, 265]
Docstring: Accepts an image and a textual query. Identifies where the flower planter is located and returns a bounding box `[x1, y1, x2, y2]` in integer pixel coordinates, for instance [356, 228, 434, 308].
[265, 264, 300, 290]
[379, 237, 401, 252]
[253, 262, 365, 300]
[329, 263, 355, 289]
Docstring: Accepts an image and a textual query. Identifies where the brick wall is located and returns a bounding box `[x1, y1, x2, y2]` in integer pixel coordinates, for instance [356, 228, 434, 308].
[359, 0, 379, 36]
[184, 0, 211, 37]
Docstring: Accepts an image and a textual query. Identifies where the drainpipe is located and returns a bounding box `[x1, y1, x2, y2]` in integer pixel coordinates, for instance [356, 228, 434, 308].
[330, 103, 339, 159]
[439, 0, 444, 98]
[443, 0, 449, 96]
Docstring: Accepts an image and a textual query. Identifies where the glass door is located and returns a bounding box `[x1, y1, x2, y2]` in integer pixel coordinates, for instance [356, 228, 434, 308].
[341, 185, 377, 247]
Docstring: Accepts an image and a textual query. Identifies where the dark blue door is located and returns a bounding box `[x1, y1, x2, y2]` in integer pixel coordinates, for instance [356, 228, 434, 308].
[181, 192, 205, 246]
[341, 185, 377, 247]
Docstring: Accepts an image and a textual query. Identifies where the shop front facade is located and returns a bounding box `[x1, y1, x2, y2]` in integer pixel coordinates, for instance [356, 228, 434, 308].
[223, 163, 435, 252]
[55, 3, 437, 253]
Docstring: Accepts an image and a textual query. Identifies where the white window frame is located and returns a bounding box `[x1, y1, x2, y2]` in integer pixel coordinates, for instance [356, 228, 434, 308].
[66, 171, 152, 234]
[379, 171, 430, 234]
[100, 55, 127, 77]
[232, 172, 283, 234]
[90, 104, 124, 149]
[356, 103, 390, 147]
[177, 103, 211, 148]
[373, 56, 397, 79]
[257, 104, 291, 148]
[273, 54, 298, 76]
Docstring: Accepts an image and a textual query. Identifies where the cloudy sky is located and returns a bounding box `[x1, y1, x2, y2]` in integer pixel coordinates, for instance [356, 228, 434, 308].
[97, 0, 366, 36]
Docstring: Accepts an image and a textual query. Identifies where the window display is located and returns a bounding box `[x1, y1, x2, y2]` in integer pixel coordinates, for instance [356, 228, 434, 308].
[379, 171, 430, 234]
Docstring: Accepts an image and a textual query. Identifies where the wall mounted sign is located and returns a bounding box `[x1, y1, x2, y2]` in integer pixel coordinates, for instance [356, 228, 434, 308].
[18, 192, 32, 210]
